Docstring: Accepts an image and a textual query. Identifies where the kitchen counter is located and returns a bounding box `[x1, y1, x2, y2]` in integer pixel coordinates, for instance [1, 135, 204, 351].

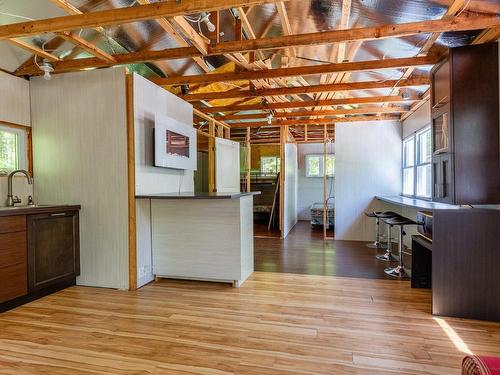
[136, 192, 260, 200]
[138, 192, 255, 287]
[0, 204, 81, 217]
[376, 196, 463, 211]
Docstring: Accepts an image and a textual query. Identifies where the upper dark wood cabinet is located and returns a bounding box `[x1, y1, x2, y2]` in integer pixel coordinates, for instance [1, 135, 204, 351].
[27, 210, 80, 291]
[431, 43, 500, 205]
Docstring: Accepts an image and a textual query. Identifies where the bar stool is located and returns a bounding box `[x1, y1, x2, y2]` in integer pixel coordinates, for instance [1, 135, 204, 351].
[383, 216, 418, 279]
[365, 211, 399, 249]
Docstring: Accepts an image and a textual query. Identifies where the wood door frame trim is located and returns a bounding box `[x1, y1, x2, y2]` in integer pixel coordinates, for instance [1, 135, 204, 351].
[126, 74, 137, 291]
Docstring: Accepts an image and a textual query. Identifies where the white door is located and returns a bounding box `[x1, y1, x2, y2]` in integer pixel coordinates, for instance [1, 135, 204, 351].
[215, 137, 240, 193]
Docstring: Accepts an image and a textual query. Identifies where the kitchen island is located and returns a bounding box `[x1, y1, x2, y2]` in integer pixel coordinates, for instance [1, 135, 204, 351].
[136, 192, 260, 287]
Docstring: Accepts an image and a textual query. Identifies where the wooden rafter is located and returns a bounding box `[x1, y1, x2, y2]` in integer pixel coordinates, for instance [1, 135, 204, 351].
[11, 16, 498, 76]
[179, 77, 429, 101]
[7, 38, 60, 61]
[136, 0, 210, 72]
[58, 32, 116, 62]
[275, 2, 295, 57]
[228, 114, 400, 128]
[0, 0, 284, 39]
[384, 0, 468, 103]
[221, 106, 409, 120]
[155, 55, 437, 85]
[199, 94, 418, 113]
[472, 27, 500, 44]
[202, 16, 499, 55]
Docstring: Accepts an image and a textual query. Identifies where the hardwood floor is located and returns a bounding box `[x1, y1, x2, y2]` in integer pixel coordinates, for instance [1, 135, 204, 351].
[255, 221, 392, 279]
[1, 273, 499, 374]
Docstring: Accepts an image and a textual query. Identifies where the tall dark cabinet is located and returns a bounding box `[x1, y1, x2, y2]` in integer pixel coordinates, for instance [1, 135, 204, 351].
[431, 42, 500, 205]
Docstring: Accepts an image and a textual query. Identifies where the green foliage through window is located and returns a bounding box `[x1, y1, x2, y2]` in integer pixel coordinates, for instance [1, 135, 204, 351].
[0, 128, 19, 173]
[260, 156, 280, 174]
[306, 154, 334, 177]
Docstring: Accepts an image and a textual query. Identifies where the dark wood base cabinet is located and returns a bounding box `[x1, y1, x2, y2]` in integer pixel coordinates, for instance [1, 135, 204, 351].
[28, 211, 80, 292]
[433, 209, 500, 322]
[0, 206, 80, 313]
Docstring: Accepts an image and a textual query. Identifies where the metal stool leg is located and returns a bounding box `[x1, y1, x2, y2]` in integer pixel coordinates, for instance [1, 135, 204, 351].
[384, 225, 410, 279]
[366, 217, 384, 248]
[376, 223, 399, 261]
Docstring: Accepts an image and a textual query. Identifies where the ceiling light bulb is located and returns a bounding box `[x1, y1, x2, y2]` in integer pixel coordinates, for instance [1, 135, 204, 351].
[39, 61, 54, 81]
[266, 112, 273, 125]
[201, 13, 216, 33]
[206, 20, 216, 33]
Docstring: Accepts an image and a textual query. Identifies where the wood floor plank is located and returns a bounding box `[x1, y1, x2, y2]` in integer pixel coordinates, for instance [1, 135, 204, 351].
[1, 272, 500, 374]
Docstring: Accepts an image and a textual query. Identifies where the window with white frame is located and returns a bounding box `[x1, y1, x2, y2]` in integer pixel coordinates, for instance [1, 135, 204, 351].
[0, 125, 28, 175]
[305, 154, 335, 177]
[402, 127, 431, 198]
[260, 156, 280, 174]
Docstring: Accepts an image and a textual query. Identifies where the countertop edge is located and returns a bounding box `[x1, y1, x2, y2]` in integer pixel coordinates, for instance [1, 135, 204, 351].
[0, 204, 81, 217]
[375, 196, 462, 211]
[135, 192, 261, 200]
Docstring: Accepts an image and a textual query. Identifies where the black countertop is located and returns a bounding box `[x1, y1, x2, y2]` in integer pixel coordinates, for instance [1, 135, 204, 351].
[136, 192, 261, 200]
[0, 204, 81, 217]
[376, 196, 463, 211]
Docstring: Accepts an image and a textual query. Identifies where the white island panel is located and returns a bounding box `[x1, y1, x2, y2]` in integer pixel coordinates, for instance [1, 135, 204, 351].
[151, 195, 254, 286]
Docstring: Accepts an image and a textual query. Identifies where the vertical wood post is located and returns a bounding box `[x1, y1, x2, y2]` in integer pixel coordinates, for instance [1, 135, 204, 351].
[323, 124, 327, 240]
[217, 124, 224, 138]
[208, 10, 219, 46]
[126, 74, 137, 291]
[235, 18, 242, 41]
[246, 127, 251, 192]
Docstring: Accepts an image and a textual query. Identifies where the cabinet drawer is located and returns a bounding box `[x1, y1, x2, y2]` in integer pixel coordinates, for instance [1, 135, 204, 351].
[0, 231, 27, 268]
[0, 262, 27, 303]
[0, 215, 26, 234]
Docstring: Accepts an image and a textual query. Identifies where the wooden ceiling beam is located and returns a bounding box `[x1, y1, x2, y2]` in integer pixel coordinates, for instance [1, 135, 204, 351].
[57, 31, 116, 62]
[180, 77, 429, 101]
[155, 55, 437, 85]
[0, 0, 284, 39]
[472, 27, 500, 44]
[275, 2, 295, 57]
[221, 106, 409, 120]
[7, 38, 60, 61]
[193, 108, 231, 130]
[12, 15, 499, 76]
[383, 0, 468, 105]
[200, 95, 419, 113]
[207, 16, 499, 55]
[15, 46, 201, 76]
[136, 0, 210, 72]
[228, 114, 400, 128]
[50, 0, 105, 32]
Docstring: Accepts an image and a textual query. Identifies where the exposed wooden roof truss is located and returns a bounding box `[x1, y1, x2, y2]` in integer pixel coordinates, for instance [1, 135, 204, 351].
[1, 0, 498, 143]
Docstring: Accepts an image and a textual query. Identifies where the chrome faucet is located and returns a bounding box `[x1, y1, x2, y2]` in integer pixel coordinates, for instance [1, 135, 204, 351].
[7, 170, 33, 207]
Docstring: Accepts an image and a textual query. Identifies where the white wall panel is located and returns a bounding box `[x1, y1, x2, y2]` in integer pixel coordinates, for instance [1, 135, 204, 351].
[0, 72, 33, 205]
[30, 68, 129, 289]
[297, 143, 335, 221]
[283, 142, 298, 237]
[0, 71, 31, 127]
[132, 74, 195, 287]
[215, 137, 240, 193]
[335, 120, 402, 241]
[133, 74, 194, 195]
